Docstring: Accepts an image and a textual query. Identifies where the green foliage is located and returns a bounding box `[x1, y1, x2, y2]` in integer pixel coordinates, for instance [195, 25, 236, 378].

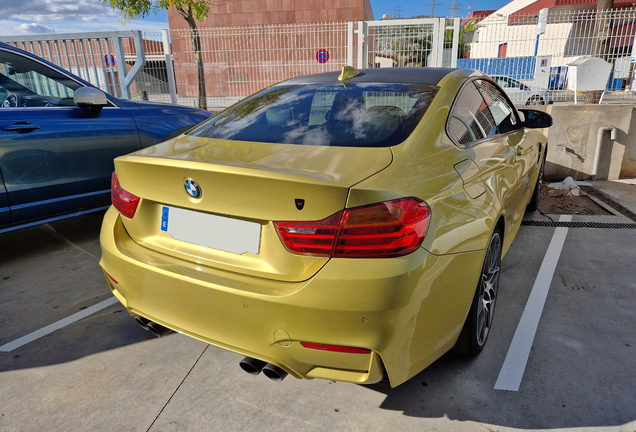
[99, 0, 211, 22]
[458, 18, 479, 58]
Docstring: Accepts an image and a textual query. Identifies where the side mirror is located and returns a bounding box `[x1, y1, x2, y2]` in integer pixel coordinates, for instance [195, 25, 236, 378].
[518, 108, 553, 129]
[74, 87, 108, 116]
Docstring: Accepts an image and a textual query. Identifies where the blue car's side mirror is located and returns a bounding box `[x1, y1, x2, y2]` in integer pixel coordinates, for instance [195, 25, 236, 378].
[74, 87, 108, 115]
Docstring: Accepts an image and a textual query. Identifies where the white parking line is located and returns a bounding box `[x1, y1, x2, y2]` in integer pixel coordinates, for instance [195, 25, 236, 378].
[0, 297, 119, 352]
[40, 223, 100, 261]
[494, 215, 571, 391]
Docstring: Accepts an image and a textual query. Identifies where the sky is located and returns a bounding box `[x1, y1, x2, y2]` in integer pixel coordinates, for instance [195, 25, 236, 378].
[0, 0, 509, 36]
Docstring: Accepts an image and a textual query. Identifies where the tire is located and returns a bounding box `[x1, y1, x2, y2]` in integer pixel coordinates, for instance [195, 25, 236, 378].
[453, 226, 502, 357]
[526, 147, 545, 212]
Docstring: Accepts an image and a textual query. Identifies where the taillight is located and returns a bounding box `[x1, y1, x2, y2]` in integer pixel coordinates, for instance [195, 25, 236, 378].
[111, 172, 140, 219]
[274, 211, 343, 257]
[275, 198, 430, 258]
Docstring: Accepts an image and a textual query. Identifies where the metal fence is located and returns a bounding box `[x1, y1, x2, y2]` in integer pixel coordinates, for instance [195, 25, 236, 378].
[460, 8, 636, 104]
[12, 10, 636, 108]
[366, 18, 459, 69]
[1, 31, 147, 100]
[160, 22, 351, 109]
[1, 19, 457, 110]
[137, 19, 455, 109]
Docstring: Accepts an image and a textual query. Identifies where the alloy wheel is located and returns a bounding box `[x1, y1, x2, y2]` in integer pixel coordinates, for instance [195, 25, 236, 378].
[476, 232, 501, 346]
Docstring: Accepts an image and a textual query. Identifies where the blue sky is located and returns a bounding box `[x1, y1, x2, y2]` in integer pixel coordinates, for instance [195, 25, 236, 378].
[370, 0, 507, 19]
[0, 0, 511, 36]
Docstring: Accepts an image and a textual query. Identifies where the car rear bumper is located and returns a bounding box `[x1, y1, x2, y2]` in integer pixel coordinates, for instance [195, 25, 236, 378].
[99, 207, 483, 387]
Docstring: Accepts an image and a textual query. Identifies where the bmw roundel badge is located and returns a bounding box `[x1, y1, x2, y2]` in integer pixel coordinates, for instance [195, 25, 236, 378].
[184, 178, 202, 199]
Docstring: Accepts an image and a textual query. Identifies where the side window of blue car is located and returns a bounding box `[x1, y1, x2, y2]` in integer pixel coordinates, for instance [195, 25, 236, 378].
[0, 50, 80, 108]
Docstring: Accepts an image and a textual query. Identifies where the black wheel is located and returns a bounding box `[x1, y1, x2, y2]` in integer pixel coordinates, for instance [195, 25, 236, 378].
[526, 147, 545, 212]
[453, 226, 502, 357]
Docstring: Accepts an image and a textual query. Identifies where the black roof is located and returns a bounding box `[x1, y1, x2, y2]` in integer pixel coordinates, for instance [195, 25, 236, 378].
[281, 67, 464, 86]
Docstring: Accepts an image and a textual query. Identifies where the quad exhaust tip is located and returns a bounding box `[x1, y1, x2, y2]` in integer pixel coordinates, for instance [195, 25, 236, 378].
[134, 316, 173, 337]
[239, 357, 288, 382]
[262, 363, 288, 382]
[239, 357, 267, 375]
[134, 316, 150, 331]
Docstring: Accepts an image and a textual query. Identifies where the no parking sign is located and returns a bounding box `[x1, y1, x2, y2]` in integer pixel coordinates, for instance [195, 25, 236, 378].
[316, 49, 329, 64]
[103, 55, 115, 67]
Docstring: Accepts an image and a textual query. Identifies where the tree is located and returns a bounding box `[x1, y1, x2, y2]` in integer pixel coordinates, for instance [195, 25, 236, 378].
[585, 0, 614, 104]
[100, 0, 218, 110]
[457, 18, 479, 59]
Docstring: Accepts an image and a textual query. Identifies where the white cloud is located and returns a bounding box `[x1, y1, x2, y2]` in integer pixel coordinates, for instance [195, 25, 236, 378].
[13, 14, 68, 22]
[13, 22, 54, 34]
[0, 0, 169, 36]
[0, 0, 109, 21]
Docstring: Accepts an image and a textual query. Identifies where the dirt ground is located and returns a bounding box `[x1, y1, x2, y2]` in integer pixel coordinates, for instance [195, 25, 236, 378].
[538, 183, 612, 215]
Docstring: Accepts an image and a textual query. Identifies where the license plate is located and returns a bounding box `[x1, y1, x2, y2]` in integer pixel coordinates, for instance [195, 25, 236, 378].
[160, 206, 260, 255]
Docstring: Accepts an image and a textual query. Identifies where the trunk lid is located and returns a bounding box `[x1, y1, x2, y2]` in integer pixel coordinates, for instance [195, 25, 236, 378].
[114, 135, 393, 282]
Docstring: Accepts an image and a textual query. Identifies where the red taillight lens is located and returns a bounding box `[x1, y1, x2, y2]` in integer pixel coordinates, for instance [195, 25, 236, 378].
[111, 172, 140, 219]
[275, 198, 430, 258]
[335, 198, 431, 258]
[274, 211, 343, 257]
[300, 342, 371, 354]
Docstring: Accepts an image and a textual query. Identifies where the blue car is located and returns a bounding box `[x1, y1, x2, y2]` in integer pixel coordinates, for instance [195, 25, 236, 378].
[0, 42, 212, 232]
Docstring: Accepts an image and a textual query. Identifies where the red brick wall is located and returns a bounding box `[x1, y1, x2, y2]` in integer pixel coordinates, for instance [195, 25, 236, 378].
[168, 0, 375, 101]
[168, 0, 374, 28]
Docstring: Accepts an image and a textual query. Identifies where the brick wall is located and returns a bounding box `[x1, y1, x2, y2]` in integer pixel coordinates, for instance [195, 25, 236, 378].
[168, 0, 375, 28]
[167, 0, 375, 100]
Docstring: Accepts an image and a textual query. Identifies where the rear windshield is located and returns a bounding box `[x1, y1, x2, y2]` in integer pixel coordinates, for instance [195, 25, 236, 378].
[189, 83, 439, 147]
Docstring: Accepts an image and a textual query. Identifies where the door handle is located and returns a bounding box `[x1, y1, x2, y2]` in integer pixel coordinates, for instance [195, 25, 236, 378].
[1, 123, 41, 133]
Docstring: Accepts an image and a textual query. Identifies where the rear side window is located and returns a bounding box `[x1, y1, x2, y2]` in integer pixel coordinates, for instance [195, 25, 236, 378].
[189, 83, 439, 147]
[474, 79, 519, 134]
[447, 82, 497, 146]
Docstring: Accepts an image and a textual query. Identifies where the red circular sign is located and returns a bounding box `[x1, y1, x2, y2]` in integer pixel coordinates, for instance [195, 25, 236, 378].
[316, 49, 329, 64]
[104, 55, 115, 67]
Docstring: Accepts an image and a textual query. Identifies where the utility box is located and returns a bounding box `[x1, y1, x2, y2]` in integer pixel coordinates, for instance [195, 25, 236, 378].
[566, 57, 612, 91]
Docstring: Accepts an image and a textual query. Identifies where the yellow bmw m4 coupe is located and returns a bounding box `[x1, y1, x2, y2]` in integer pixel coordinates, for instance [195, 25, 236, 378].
[100, 67, 551, 387]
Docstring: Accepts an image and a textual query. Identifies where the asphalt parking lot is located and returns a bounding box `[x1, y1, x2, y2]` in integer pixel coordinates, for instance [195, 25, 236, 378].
[1, 204, 635, 432]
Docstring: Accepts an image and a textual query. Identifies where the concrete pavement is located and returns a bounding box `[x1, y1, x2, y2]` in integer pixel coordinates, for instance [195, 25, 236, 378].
[594, 178, 636, 215]
[1, 196, 635, 431]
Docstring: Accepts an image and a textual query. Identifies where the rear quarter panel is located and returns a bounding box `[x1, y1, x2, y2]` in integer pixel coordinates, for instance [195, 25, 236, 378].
[344, 72, 522, 384]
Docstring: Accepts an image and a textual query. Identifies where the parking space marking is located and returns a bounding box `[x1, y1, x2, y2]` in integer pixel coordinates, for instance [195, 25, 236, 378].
[40, 223, 100, 261]
[0, 297, 118, 352]
[494, 215, 571, 392]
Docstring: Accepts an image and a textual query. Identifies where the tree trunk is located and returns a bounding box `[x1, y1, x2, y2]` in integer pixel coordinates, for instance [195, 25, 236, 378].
[585, 0, 614, 104]
[179, 7, 208, 110]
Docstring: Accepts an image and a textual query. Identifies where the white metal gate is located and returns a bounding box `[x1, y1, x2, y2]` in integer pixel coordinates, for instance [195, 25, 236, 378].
[1, 19, 461, 108]
[357, 18, 461, 69]
[0, 31, 147, 100]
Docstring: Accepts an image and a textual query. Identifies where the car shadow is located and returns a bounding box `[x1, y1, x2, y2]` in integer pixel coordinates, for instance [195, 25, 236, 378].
[0, 304, 160, 373]
[0, 211, 160, 372]
[362, 350, 636, 430]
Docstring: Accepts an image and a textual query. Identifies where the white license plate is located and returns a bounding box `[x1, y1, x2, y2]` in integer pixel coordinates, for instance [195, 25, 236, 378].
[160, 206, 260, 255]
